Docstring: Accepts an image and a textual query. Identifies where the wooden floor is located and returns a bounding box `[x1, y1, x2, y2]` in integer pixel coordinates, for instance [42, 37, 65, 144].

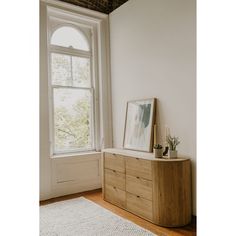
[40, 189, 196, 236]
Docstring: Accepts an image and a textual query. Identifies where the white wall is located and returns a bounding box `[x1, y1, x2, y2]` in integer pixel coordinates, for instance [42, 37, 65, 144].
[109, 0, 196, 215]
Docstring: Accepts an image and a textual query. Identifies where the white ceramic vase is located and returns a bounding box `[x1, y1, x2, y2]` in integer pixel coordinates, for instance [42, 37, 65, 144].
[168, 150, 177, 159]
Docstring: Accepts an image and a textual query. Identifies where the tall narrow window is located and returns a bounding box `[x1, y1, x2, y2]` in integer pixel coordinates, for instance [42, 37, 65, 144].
[49, 24, 95, 155]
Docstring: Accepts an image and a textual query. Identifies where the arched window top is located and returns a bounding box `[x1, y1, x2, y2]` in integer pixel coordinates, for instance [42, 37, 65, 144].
[51, 26, 90, 51]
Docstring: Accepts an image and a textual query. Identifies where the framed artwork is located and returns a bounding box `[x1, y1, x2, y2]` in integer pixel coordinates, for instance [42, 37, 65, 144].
[123, 98, 156, 152]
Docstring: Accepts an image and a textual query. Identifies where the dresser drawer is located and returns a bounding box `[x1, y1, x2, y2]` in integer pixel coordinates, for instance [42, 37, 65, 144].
[105, 168, 125, 190]
[104, 152, 125, 173]
[126, 175, 152, 201]
[126, 157, 152, 180]
[104, 184, 126, 208]
[126, 192, 153, 221]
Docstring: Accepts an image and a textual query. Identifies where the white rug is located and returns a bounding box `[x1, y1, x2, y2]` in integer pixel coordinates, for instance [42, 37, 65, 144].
[40, 197, 156, 236]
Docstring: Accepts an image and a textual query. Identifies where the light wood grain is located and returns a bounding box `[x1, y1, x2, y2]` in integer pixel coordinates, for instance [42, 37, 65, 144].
[152, 160, 192, 227]
[126, 192, 153, 221]
[126, 175, 152, 201]
[104, 152, 125, 173]
[105, 168, 125, 190]
[103, 149, 192, 227]
[126, 157, 152, 180]
[103, 148, 188, 161]
[104, 184, 126, 209]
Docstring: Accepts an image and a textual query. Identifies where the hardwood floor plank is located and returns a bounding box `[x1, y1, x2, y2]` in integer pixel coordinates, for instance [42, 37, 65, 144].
[40, 189, 196, 236]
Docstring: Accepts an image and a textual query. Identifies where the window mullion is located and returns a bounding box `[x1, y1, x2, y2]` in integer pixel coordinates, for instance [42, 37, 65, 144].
[50, 45, 91, 58]
[52, 85, 92, 90]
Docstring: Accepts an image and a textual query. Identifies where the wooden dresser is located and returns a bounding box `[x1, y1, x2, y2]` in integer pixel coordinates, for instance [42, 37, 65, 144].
[102, 148, 192, 227]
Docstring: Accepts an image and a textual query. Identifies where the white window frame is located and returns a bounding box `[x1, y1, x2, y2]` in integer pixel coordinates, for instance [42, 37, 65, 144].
[47, 6, 101, 156]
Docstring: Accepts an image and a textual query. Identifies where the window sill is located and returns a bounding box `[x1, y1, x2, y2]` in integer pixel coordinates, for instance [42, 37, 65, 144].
[51, 151, 101, 159]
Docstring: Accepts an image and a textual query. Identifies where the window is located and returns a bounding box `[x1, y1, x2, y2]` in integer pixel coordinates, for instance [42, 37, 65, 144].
[51, 26, 89, 51]
[48, 13, 98, 155]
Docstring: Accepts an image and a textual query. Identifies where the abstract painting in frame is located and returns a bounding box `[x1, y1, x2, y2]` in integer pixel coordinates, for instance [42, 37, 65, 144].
[123, 98, 156, 152]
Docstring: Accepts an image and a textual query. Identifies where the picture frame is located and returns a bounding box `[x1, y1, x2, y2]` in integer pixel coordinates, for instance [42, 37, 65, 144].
[123, 98, 156, 152]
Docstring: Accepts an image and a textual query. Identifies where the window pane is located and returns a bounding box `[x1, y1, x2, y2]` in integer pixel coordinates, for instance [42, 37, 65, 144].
[51, 53, 72, 86]
[72, 57, 90, 87]
[51, 26, 89, 51]
[51, 53, 91, 87]
[53, 88, 93, 153]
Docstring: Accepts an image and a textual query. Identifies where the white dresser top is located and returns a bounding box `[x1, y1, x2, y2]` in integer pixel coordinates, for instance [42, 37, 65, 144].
[102, 148, 189, 162]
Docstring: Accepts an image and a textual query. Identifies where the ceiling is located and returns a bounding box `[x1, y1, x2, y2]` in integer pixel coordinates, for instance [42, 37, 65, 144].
[59, 0, 129, 14]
